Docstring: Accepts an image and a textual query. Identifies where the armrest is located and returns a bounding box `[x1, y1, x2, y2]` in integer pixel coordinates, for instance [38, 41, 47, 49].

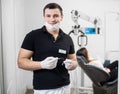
[104, 78, 118, 86]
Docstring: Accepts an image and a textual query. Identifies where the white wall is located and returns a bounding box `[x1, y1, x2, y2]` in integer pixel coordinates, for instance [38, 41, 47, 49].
[1, 0, 120, 94]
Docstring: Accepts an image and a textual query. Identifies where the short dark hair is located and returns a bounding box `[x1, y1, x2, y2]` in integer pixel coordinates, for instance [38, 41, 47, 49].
[43, 3, 63, 16]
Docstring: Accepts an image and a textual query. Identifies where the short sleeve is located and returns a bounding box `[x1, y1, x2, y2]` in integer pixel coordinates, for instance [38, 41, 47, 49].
[69, 36, 75, 54]
[21, 32, 34, 51]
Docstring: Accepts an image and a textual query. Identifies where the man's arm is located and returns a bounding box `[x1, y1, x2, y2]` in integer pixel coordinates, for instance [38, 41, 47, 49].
[66, 54, 78, 70]
[17, 48, 42, 70]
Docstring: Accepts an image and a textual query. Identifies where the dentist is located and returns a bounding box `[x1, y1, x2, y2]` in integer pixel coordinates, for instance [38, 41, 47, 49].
[17, 2, 78, 94]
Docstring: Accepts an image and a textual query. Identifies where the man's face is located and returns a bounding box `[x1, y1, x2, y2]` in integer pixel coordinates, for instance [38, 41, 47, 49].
[44, 8, 63, 25]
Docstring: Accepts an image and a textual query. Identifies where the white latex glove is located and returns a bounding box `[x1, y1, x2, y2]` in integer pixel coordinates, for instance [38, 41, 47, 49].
[63, 59, 73, 69]
[40, 57, 58, 69]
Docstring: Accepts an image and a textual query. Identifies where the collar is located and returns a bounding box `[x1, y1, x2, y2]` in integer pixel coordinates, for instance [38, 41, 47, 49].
[42, 25, 64, 38]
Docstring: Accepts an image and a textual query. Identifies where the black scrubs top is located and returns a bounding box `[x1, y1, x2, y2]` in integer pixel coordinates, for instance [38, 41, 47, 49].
[21, 26, 75, 90]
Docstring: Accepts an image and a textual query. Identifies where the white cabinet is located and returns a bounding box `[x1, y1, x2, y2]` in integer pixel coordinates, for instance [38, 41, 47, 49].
[105, 12, 120, 52]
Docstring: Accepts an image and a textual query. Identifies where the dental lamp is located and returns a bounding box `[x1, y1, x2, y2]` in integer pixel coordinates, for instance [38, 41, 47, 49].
[69, 10, 101, 47]
[70, 10, 101, 35]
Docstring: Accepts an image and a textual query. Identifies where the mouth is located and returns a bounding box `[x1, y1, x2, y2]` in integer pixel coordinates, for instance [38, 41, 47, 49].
[49, 22, 58, 25]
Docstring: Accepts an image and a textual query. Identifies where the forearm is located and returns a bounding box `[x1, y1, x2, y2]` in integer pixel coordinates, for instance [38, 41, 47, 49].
[18, 58, 42, 71]
[68, 60, 78, 70]
[65, 54, 78, 70]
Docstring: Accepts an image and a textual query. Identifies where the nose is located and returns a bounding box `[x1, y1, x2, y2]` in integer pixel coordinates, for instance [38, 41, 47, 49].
[50, 16, 56, 21]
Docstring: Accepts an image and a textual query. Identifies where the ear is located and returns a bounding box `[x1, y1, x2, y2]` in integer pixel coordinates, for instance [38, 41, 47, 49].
[61, 14, 64, 21]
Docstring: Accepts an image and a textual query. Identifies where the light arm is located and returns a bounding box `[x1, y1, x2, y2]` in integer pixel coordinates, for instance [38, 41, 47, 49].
[17, 48, 42, 70]
[66, 53, 78, 70]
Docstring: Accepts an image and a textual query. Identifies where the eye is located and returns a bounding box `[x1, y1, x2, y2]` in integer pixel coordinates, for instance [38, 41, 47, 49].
[46, 14, 51, 18]
[53, 14, 59, 18]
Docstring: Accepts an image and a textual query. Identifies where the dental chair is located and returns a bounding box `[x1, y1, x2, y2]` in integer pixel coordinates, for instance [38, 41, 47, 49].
[77, 55, 118, 94]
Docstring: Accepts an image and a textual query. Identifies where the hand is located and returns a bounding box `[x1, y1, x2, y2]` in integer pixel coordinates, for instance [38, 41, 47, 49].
[40, 57, 58, 69]
[105, 68, 111, 73]
[63, 59, 73, 70]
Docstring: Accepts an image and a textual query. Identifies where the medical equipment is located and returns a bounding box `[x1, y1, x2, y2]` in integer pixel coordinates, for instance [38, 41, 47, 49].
[70, 10, 100, 35]
[69, 10, 101, 47]
[68, 24, 88, 47]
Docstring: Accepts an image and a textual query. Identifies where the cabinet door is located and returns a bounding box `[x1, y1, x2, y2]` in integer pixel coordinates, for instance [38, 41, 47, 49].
[105, 12, 120, 51]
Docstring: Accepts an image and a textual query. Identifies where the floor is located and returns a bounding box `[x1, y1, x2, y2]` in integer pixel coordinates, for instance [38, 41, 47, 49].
[25, 89, 34, 94]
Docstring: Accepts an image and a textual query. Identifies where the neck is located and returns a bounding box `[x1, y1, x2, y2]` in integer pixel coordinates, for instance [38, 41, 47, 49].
[47, 28, 59, 34]
[47, 28, 59, 40]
